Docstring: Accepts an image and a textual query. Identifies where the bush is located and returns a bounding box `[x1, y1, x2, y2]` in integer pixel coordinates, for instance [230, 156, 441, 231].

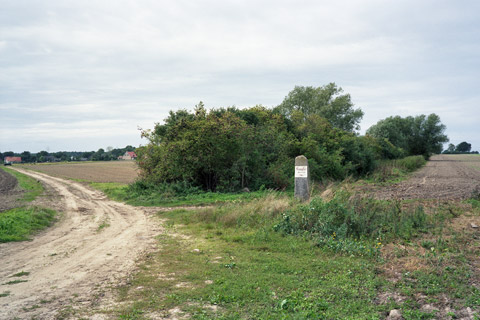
[128, 180, 202, 198]
[395, 155, 427, 172]
[369, 155, 426, 182]
[274, 192, 428, 248]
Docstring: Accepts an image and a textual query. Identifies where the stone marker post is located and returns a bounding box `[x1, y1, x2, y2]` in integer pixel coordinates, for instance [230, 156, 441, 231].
[294, 155, 310, 201]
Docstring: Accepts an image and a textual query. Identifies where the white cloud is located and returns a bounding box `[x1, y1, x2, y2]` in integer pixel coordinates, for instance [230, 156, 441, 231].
[1, 0, 479, 152]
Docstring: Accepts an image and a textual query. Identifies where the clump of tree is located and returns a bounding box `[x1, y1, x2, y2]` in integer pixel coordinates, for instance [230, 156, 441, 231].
[366, 114, 449, 158]
[136, 84, 451, 192]
[443, 141, 479, 154]
[136, 85, 394, 192]
[274, 83, 364, 132]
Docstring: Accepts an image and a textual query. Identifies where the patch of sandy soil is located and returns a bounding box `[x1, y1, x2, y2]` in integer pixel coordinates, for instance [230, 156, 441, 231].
[374, 155, 480, 200]
[0, 168, 163, 319]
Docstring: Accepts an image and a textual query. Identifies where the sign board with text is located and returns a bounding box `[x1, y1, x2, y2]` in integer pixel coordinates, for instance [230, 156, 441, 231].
[295, 166, 308, 178]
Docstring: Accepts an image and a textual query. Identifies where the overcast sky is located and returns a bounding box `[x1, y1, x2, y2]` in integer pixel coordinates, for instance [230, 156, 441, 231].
[1, 0, 479, 153]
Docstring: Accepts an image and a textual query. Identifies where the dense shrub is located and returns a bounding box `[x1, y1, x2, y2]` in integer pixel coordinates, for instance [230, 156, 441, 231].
[395, 155, 427, 172]
[274, 192, 428, 242]
[136, 88, 438, 191]
[137, 103, 401, 191]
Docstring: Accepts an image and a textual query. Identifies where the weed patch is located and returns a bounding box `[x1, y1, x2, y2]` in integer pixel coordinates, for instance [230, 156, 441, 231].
[11, 271, 30, 277]
[274, 192, 428, 257]
[3, 167, 43, 202]
[0, 207, 57, 242]
[116, 215, 384, 319]
[4, 279, 28, 285]
[368, 156, 426, 183]
[93, 181, 276, 207]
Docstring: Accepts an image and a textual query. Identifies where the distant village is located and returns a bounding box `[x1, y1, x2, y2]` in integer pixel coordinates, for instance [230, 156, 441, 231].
[2, 146, 136, 165]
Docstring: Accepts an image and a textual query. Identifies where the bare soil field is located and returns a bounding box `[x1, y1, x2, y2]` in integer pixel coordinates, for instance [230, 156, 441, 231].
[16, 161, 139, 184]
[373, 154, 480, 200]
[0, 168, 162, 319]
[0, 168, 24, 212]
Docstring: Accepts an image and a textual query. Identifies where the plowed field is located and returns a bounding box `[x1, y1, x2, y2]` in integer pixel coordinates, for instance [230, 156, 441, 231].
[374, 154, 480, 200]
[0, 168, 23, 212]
[17, 161, 139, 184]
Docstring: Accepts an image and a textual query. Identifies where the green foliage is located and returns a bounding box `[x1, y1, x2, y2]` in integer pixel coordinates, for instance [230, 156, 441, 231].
[92, 181, 272, 207]
[369, 156, 427, 183]
[136, 100, 393, 192]
[136, 86, 438, 192]
[395, 155, 427, 172]
[275, 83, 364, 132]
[0, 207, 57, 242]
[456, 141, 472, 153]
[367, 114, 449, 158]
[138, 104, 293, 191]
[274, 193, 428, 255]
[443, 141, 478, 154]
[117, 200, 383, 320]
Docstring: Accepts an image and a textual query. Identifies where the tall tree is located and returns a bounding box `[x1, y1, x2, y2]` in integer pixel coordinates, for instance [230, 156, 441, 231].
[275, 83, 364, 132]
[456, 141, 472, 153]
[446, 143, 456, 153]
[367, 113, 448, 158]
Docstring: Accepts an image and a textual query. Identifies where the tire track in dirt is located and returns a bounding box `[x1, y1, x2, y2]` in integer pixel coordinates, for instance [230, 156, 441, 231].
[0, 168, 163, 320]
[374, 155, 480, 200]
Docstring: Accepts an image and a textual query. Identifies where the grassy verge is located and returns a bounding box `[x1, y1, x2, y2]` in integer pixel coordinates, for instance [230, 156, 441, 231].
[2, 166, 43, 202]
[91, 182, 278, 207]
[0, 207, 57, 242]
[366, 155, 427, 184]
[110, 191, 480, 319]
[115, 194, 387, 319]
[0, 167, 57, 242]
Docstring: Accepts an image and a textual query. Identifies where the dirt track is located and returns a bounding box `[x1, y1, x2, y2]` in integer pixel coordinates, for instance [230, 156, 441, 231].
[0, 168, 162, 319]
[375, 154, 480, 200]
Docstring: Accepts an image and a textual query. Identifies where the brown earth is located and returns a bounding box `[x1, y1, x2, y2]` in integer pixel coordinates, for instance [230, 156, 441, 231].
[373, 154, 480, 201]
[16, 161, 139, 184]
[0, 168, 24, 212]
[0, 168, 163, 319]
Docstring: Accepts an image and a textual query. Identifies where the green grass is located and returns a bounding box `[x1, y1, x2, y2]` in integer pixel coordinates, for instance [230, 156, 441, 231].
[0, 207, 57, 242]
[108, 191, 480, 319]
[366, 156, 427, 184]
[2, 166, 44, 202]
[117, 215, 385, 319]
[91, 182, 277, 207]
[3, 279, 28, 285]
[114, 195, 392, 319]
[11, 271, 30, 277]
[0, 168, 57, 242]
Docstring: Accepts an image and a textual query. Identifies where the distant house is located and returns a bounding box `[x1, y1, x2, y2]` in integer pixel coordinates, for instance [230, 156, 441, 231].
[118, 151, 137, 160]
[4, 156, 22, 164]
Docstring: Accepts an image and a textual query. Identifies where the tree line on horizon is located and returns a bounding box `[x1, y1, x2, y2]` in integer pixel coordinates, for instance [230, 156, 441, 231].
[136, 83, 450, 192]
[0, 146, 136, 163]
[442, 141, 478, 154]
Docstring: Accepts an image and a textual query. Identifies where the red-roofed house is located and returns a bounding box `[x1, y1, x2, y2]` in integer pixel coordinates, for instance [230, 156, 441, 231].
[118, 151, 137, 160]
[4, 156, 22, 164]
